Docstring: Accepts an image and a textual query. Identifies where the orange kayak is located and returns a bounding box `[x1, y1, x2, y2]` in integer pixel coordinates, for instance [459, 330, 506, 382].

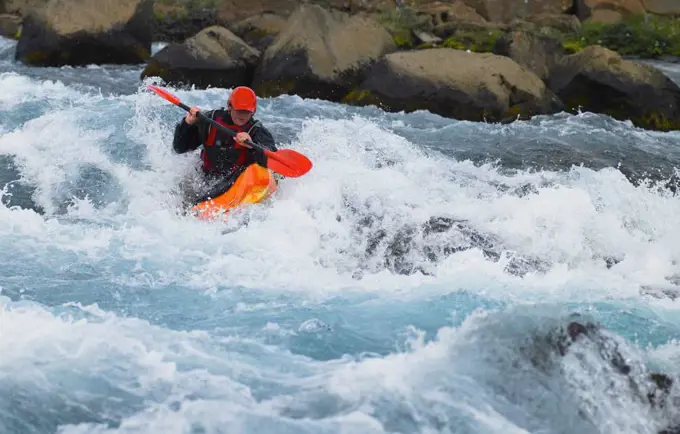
[190, 163, 278, 221]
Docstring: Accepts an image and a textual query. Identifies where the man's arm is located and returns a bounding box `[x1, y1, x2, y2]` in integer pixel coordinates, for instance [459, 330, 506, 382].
[250, 124, 278, 152]
[172, 110, 214, 154]
[248, 123, 278, 167]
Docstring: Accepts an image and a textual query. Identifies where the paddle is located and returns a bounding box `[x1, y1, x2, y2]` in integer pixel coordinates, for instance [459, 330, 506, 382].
[146, 84, 313, 178]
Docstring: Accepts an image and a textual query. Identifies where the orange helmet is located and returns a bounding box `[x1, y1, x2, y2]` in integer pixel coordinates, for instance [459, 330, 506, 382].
[228, 86, 257, 113]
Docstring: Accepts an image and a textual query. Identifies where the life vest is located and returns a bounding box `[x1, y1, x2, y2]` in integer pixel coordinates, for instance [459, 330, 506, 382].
[200, 112, 260, 174]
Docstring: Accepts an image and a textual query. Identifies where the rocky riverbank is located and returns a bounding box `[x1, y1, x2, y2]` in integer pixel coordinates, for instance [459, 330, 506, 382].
[2, 0, 680, 131]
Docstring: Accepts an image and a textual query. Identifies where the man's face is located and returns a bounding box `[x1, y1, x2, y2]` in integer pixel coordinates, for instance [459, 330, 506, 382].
[230, 106, 253, 126]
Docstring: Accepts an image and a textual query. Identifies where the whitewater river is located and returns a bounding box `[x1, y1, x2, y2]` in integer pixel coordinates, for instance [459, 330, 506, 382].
[1, 37, 680, 433]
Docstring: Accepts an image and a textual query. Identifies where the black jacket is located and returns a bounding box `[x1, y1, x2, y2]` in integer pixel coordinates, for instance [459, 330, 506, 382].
[172, 108, 277, 176]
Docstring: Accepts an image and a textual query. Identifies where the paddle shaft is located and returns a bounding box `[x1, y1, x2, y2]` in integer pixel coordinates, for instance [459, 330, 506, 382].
[177, 101, 264, 153]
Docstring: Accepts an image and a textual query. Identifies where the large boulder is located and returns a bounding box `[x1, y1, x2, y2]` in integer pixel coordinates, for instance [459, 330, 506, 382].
[141, 26, 260, 89]
[462, 0, 572, 23]
[152, 3, 218, 43]
[216, 0, 301, 23]
[252, 4, 397, 102]
[573, 0, 646, 22]
[642, 0, 680, 15]
[417, 0, 487, 26]
[229, 12, 287, 53]
[15, 0, 153, 67]
[548, 45, 680, 131]
[1, 0, 49, 16]
[493, 31, 565, 81]
[344, 48, 564, 123]
[522, 13, 582, 34]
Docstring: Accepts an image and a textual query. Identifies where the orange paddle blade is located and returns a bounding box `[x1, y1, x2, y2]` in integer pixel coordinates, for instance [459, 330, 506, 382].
[264, 149, 313, 178]
[147, 84, 181, 106]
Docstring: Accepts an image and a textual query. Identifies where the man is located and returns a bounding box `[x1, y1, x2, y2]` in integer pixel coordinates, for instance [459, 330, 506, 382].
[172, 86, 278, 205]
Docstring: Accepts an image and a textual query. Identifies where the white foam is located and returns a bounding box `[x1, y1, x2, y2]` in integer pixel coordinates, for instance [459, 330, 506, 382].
[0, 81, 679, 304]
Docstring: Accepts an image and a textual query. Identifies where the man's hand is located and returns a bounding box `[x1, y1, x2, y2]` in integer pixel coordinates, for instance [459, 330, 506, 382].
[235, 132, 253, 148]
[184, 106, 200, 125]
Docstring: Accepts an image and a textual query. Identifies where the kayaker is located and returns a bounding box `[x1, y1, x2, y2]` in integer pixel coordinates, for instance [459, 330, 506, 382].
[172, 86, 278, 204]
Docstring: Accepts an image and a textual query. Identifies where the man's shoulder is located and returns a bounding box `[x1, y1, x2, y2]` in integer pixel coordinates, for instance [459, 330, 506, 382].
[208, 108, 228, 119]
[248, 117, 271, 132]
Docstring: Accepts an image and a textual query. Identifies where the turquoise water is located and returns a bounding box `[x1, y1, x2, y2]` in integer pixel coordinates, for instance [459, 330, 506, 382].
[1, 36, 680, 433]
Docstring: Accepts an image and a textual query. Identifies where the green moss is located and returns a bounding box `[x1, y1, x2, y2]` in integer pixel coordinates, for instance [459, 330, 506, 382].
[635, 111, 680, 131]
[142, 62, 167, 79]
[562, 39, 584, 54]
[393, 31, 415, 49]
[560, 14, 680, 58]
[441, 29, 504, 53]
[561, 92, 680, 132]
[154, 5, 189, 22]
[13, 24, 21, 40]
[134, 44, 151, 61]
[503, 105, 524, 119]
[341, 88, 379, 105]
[378, 7, 423, 32]
[23, 50, 49, 65]
[378, 6, 429, 50]
[254, 79, 296, 98]
[186, 0, 218, 10]
[441, 38, 465, 50]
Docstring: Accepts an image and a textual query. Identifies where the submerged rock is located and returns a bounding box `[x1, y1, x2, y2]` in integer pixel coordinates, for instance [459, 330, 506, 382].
[523, 317, 679, 434]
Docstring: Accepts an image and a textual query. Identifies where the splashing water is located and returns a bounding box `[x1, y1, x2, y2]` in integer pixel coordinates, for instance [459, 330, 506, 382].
[1, 36, 680, 433]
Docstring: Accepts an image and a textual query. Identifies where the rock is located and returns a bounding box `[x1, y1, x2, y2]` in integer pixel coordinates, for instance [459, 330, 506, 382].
[15, 0, 153, 67]
[412, 29, 442, 44]
[548, 45, 680, 131]
[417, 0, 487, 26]
[523, 13, 582, 34]
[643, 0, 680, 15]
[463, 0, 572, 23]
[574, 0, 646, 22]
[230, 12, 287, 52]
[589, 8, 625, 23]
[529, 318, 680, 434]
[374, 5, 434, 48]
[252, 4, 396, 101]
[141, 26, 260, 89]
[0, 13, 21, 39]
[2, 0, 49, 16]
[345, 48, 563, 123]
[152, 4, 219, 43]
[433, 19, 509, 40]
[493, 31, 565, 81]
[216, 0, 301, 23]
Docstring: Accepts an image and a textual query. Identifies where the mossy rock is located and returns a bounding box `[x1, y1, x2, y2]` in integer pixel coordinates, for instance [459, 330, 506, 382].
[560, 14, 680, 58]
[441, 29, 505, 53]
[341, 88, 382, 106]
[253, 79, 297, 98]
[551, 46, 680, 132]
[392, 30, 415, 49]
[637, 111, 680, 131]
[378, 6, 432, 50]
